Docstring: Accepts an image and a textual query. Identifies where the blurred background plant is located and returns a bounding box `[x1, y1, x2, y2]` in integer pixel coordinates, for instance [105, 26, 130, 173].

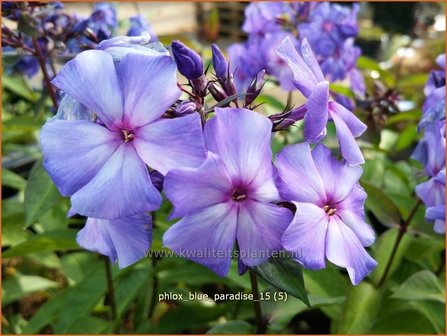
[1, 2, 446, 334]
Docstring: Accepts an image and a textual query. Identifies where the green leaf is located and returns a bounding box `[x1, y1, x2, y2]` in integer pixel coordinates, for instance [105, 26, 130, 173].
[207, 320, 254, 334]
[64, 316, 111, 334]
[392, 270, 445, 303]
[329, 83, 354, 99]
[338, 282, 383, 333]
[369, 308, 437, 333]
[24, 160, 61, 227]
[1, 74, 37, 101]
[256, 94, 286, 111]
[252, 254, 310, 307]
[2, 169, 26, 190]
[394, 125, 418, 151]
[2, 275, 60, 306]
[23, 267, 108, 334]
[361, 181, 402, 227]
[370, 228, 412, 285]
[2, 230, 79, 258]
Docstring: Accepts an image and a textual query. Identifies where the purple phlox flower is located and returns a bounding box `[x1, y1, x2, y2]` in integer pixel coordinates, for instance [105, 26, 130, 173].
[228, 39, 265, 93]
[276, 143, 377, 285]
[260, 32, 296, 91]
[41, 48, 206, 220]
[413, 121, 446, 234]
[163, 108, 293, 276]
[77, 213, 152, 268]
[242, 2, 290, 35]
[2, 45, 40, 78]
[277, 36, 367, 165]
[127, 14, 158, 42]
[89, 2, 117, 39]
[419, 54, 446, 130]
[299, 3, 359, 58]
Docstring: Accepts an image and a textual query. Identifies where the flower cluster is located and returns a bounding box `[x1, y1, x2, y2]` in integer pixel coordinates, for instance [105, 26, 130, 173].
[40, 28, 376, 285]
[228, 2, 364, 96]
[412, 54, 446, 234]
[2, 2, 156, 79]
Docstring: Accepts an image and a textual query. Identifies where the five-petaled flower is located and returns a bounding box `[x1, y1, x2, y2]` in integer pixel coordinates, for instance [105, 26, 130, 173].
[277, 36, 367, 166]
[163, 108, 292, 276]
[40, 49, 206, 220]
[276, 143, 377, 285]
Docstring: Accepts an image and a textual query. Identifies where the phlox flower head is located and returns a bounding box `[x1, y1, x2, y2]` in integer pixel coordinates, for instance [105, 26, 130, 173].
[277, 36, 367, 165]
[163, 108, 293, 276]
[127, 14, 158, 42]
[413, 121, 446, 234]
[276, 143, 377, 285]
[419, 54, 446, 130]
[40, 40, 207, 267]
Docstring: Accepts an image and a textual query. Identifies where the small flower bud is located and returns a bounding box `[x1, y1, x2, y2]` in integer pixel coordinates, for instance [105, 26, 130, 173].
[150, 170, 164, 192]
[245, 69, 265, 107]
[211, 44, 228, 81]
[271, 104, 307, 131]
[209, 82, 228, 103]
[172, 101, 196, 117]
[171, 40, 203, 80]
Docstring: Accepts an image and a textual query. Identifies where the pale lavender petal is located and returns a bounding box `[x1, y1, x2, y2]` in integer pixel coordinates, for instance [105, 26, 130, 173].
[237, 200, 292, 266]
[416, 178, 445, 208]
[337, 184, 376, 247]
[118, 53, 181, 127]
[51, 50, 123, 130]
[70, 144, 161, 219]
[436, 54, 445, 69]
[282, 202, 328, 269]
[331, 111, 365, 165]
[433, 219, 446, 234]
[77, 213, 152, 268]
[300, 38, 325, 82]
[164, 152, 233, 219]
[163, 202, 238, 276]
[325, 216, 377, 285]
[41, 120, 120, 196]
[311, 144, 363, 202]
[204, 108, 274, 189]
[329, 101, 367, 137]
[276, 143, 326, 204]
[304, 81, 329, 142]
[133, 113, 206, 175]
[276, 36, 318, 97]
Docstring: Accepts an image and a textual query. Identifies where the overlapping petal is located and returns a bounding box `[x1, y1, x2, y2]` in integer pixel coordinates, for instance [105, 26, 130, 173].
[163, 202, 238, 276]
[118, 53, 181, 127]
[325, 216, 377, 285]
[282, 202, 328, 269]
[164, 152, 233, 219]
[51, 50, 124, 130]
[133, 113, 206, 175]
[331, 111, 365, 165]
[204, 108, 274, 187]
[237, 201, 292, 266]
[276, 143, 325, 204]
[40, 120, 120, 196]
[70, 144, 161, 219]
[304, 81, 329, 142]
[311, 144, 363, 202]
[77, 213, 152, 268]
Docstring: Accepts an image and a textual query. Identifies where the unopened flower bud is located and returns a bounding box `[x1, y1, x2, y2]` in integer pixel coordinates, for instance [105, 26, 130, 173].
[171, 40, 203, 80]
[245, 69, 265, 107]
[172, 101, 197, 117]
[209, 82, 228, 102]
[211, 44, 228, 81]
[271, 104, 307, 131]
